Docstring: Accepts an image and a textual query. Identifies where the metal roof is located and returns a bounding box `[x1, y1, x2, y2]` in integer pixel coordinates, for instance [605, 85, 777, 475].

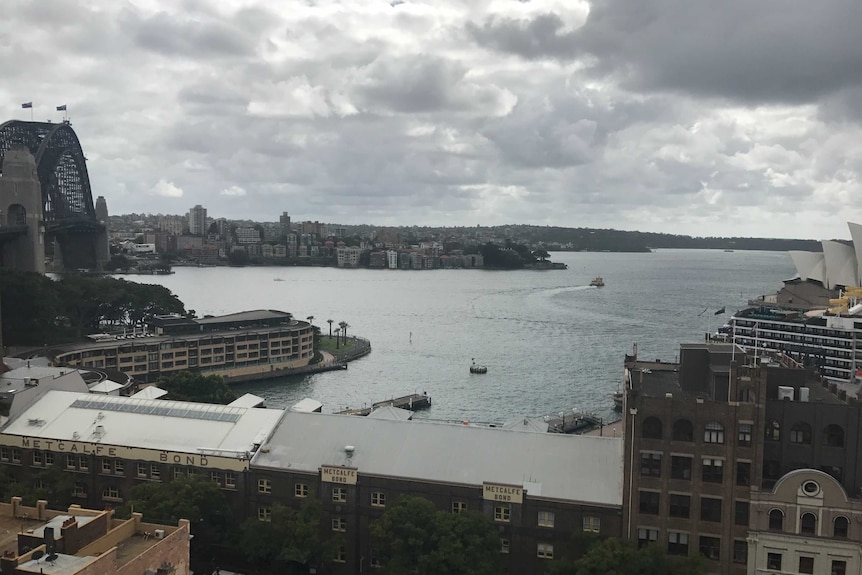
[253, 412, 623, 506]
[195, 309, 293, 324]
[2, 391, 284, 458]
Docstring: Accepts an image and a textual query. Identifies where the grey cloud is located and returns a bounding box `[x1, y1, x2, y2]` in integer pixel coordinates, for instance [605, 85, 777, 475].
[130, 11, 257, 59]
[466, 12, 579, 60]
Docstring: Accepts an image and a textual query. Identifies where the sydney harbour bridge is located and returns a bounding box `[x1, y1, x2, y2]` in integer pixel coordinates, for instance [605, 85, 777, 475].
[0, 120, 107, 272]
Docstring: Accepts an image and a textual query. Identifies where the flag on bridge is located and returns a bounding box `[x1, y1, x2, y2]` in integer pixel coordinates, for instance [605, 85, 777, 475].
[56, 105, 66, 111]
[714, 306, 726, 315]
[21, 102, 32, 109]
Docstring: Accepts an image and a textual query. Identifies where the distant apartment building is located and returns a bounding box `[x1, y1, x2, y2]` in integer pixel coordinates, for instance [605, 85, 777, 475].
[187, 204, 207, 236]
[273, 244, 287, 258]
[369, 251, 386, 268]
[279, 212, 292, 235]
[334, 226, 346, 238]
[159, 216, 184, 235]
[300, 221, 324, 237]
[235, 226, 261, 244]
[387, 250, 398, 269]
[337, 246, 363, 268]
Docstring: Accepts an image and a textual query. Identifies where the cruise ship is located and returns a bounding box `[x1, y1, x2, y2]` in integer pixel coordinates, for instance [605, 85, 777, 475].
[729, 222, 862, 394]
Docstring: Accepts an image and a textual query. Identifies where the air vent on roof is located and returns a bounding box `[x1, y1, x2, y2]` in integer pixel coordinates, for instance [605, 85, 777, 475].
[344, 445, 355, 458]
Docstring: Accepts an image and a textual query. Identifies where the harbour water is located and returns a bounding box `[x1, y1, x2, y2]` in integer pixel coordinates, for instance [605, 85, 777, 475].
[130, 249, 794, 423]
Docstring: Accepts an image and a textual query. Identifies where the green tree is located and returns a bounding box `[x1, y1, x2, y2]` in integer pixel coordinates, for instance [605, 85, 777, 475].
[0, 269, 67, 345]
[156, 371, 237, 404]
[549, 537, 705, 575]
[237, 499, 336, 572]
[532, 249, 550, 262]
[372, 496, 500, 575]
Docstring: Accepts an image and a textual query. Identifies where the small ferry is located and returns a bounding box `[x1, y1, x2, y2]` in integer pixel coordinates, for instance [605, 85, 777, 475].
[590, 276, 605, 287]
[470, 359, 488, 374]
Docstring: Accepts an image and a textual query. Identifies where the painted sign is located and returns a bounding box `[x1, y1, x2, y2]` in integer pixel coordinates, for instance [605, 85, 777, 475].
[483, 482, 524, 503]
[321, 465, 358, 485]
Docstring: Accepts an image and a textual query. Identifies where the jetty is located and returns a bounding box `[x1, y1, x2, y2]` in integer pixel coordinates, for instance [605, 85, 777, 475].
[337, 393, 431, 416]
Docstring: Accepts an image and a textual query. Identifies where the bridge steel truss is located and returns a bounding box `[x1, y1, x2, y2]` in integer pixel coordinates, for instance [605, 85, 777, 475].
[0, 120, 106, 270]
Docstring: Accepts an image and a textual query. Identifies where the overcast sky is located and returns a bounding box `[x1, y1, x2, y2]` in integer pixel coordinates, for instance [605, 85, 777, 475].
[3, 0, 862, 239]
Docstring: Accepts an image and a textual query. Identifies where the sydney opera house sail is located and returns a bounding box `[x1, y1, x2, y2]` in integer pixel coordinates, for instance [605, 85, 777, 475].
[789, 222, 862, 290]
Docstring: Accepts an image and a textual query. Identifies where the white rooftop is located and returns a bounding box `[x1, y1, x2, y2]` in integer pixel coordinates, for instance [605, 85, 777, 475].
[253, 412, 623, 505]
[87, 380, 124, 394]
[291, 398, 323, 413]
[130, 386, 168, 400]
[3, 391, 284, 458]
[229, 393, 266, 408]
[367, 405, 413, 420]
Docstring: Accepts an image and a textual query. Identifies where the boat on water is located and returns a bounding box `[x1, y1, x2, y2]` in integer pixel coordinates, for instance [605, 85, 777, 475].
[590, 276, 605, 287]
[612, 391, 623, 411]
[470, 359, 488, 374]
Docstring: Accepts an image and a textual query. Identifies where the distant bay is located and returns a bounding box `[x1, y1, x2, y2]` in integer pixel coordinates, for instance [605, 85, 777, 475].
[127, 249, 793, 423]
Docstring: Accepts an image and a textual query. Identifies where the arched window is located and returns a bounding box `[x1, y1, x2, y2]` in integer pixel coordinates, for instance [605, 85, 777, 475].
[768, 509, 784, 531]
[825, 424, 845, 447]
[834, 516, 849, 538]
[800, 512, 817, 535]
[789, 422, 812, 444]
[672, 419, 693, 442]
[7, 204, 26, 226]
[642, 417, 663, 440]
[704, 421, 725, 444]
[765, 420, 781, 441]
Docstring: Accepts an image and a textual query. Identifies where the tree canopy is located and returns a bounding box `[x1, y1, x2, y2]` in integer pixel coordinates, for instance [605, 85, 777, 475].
[544, 538, 706, 575]
[371, 496, 500, 575]
[156, 371, 237, 404]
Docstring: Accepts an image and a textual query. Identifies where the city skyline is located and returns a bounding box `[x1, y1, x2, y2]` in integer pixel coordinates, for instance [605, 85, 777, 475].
[2, 1, 862, 240]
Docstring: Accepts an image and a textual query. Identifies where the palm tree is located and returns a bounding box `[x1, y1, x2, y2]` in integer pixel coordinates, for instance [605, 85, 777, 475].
[334, 328, 341, 349]
[306, 315, 314, 326]
[327, 319, 334, 339]
[339, 321, 348, 345]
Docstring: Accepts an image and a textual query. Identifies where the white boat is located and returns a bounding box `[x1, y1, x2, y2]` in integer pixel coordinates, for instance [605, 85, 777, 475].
[590, 276, 605, 287]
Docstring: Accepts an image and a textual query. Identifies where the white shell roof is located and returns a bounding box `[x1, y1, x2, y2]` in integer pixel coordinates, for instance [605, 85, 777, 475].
[789, 250, 827, 285]
[253, 411, 623, 506]
[788, 223, 862, 289]
[822, 240, 857, 290]
[2, 391, 284, 457]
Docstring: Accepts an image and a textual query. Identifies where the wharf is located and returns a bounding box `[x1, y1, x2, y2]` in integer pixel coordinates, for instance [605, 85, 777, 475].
[337, 393, 431, 416]
[545, 412, 603, 434]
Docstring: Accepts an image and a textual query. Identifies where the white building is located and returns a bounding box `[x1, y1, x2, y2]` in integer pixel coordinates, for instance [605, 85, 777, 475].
[187, 204, 207, 236]
[336, 246, 362, 267]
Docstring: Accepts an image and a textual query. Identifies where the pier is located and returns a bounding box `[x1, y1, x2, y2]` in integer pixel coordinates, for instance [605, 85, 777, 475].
[337, 393, 431, 416]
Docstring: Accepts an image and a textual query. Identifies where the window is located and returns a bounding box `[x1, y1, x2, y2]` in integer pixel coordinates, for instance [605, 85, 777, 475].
[71, 482, 86, 497]
[640, 452, 661, 477]
[642, 417, 663, 439]
[45, 452, 54, 465]
[738, 423, 752, 446]
[672, 419, 693, 442]
[258, 479, 272, 494]
[734, 501, 749, 526]
[258, 507, 272, 522]
[371, 491, 386, 507]
[736, 462, 751, 486]
[77, 455, 88, 471]
[295, 483, 309, 498]
[102, 486, 120, 500]
[702, 457, 723, 483]
[671, 456, 692, 480]
[790, 422, 812, 444]
[101, 459, 112, 474]
[767, 552, 782, 570]
[583, 516, 600, 533]
[639, 491, 660, 515]
[667, 531, 688, 555]
[669, 494, 690, 518]
[732, 539, 747, 564]
[801, 512, 817, 535]
[700, 497, 722, 522]
[825, 424, 845, 447]
[210, 471, 221, 484]
[698, 536, 720, 561]
[637, 527, 658, 549]
[332, 517, 347, 532]
[332, 487, 347, 502]
[334, 546, 346, 563]
[225, 472, 236, 489]
[538, 511, 555, 528]
[834, 516, 849, 538]
[0, 447, 8, 461]
[537, 543, 554, 559]
[765, 420, 780, 441]
[738, 386, 754, 402]
[66, 455, 76, 470]
[704, 421, 724, 444]
[452, 501, 467, 514]
[769, 509, 784, 531]
[172, 467, 184, 480]
[150, 463, 160, 480]
[114, 460, 124, 474]
[799, 556, 815, 574]
[137, 462, 147, 477]
[495, 505, 511, 522]
[500, 538, 510, 554]
[33, 451, 44, 466]
[832, 560, 847, 575]
[11, 449, 21, 464]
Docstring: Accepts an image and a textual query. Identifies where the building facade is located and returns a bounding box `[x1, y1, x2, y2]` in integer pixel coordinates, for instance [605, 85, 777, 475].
[187, 205, 207, 236]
